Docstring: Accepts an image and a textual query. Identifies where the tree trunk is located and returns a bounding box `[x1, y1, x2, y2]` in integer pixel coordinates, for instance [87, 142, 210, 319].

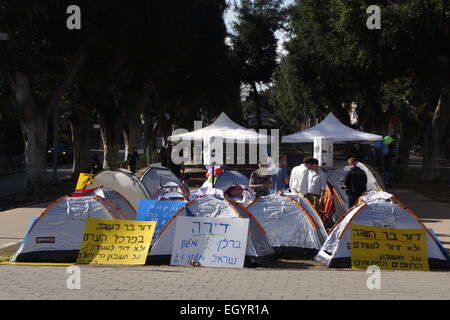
[51, 104, 59, 183]
[431, 85, 450, 179]
[251, 81, 262, 128]
[123, 112, 140, 161]
[9, 49, 87, 194]
[13, 72, 49, 195]
[71, 106, 92, 178]
[99, 112, 121, 169]
[422, 86, 450, 181]
[21, 107, 49, 195]
[422, 116, 433, 180]
[141, 111, 153, 165]
[397, 113, 416, 176]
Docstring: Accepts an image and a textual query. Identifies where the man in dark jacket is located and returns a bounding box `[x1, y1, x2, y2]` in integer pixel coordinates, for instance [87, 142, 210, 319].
[344, 158, 367, 209]
[127, 146, 139, 174]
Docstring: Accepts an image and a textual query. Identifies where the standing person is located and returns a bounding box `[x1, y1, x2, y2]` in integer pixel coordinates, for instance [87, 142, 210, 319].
[90, 154, 103, 174]
[280, 152, 288, 170]
[127, 146, 139, 174]
[307, 158, 328, 212]
[343, 157, 367, 209]
[289, 157, 314, 195]
[271, 165, 289, 193]
[249, 161, 273, 198]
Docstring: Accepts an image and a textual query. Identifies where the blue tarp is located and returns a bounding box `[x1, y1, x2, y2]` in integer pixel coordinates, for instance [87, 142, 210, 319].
[136, 200, 187, 241]
[429, 228, 450, 262]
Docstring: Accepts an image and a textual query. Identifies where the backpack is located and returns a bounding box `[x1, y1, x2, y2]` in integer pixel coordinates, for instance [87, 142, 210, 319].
[346, 166, 367, 195]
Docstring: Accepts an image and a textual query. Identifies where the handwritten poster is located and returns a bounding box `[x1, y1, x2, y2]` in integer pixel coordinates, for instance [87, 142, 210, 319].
[136, 200, 187, 241]
[77, 219, 156, 265]
[75, 173, 93, 190]
[170, 216, 249, 268]
[350, 224, 429, 271]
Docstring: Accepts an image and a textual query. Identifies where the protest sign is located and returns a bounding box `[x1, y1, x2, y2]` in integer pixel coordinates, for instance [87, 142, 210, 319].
[170, 216, 249, 268]
[77, 218, 156, 265]
[75, 173, 93, 190]
[350, 224, 429, 271]
[136, 200, 187, 240]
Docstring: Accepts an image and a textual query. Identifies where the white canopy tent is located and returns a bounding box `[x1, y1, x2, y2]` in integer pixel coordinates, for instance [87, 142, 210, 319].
[168, 112, 269, 144]
[281, 113, 383, 144]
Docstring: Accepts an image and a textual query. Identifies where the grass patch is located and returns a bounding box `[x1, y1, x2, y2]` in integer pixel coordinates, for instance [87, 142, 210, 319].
[0, 242, 21, 262]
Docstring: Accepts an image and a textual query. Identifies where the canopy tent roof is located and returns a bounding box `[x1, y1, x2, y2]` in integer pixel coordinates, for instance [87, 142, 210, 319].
[168, 112, 269, 143]
[281, 113, 383, 144]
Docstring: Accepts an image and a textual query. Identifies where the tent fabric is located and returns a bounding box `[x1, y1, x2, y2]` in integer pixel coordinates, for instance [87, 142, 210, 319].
[246, 193, 327, 259]
[314, 192, 450, 269]
[327, 162, 384, 217]
[151, 183, 189, 201]
[140, 166, 189, 199]
[147, 196, 275, 267]
[212, 171, 250, 191]
[90, 168, 150, 211]
[12, 188, 136, 263]
[282, 113, 383, 143]
[168, 112, 269, 143]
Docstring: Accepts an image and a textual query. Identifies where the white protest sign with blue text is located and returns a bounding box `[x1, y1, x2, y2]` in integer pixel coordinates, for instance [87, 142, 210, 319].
[170, 216, 249, 268]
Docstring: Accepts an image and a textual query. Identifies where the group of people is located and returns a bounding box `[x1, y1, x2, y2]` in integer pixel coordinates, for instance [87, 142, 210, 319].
[249, 156, 368, 213]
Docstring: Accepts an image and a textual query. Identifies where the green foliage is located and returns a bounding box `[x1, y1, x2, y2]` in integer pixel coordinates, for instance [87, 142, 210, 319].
[230, 0, 283, 86]
[271, 0, 450, 135]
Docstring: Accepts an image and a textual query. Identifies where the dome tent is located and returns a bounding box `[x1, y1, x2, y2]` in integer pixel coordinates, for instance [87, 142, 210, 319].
[140, 165, 189, 199]
[327, 161, 384, 216]
[151, 182, 189, 201]
[90, 168, 150, 211]
[314, 192, 450, 270]
[12, 187, 136, 263]
[213, 171, 249, 191]
[147, 196, 275, 267]
[246, 193, 327, 259]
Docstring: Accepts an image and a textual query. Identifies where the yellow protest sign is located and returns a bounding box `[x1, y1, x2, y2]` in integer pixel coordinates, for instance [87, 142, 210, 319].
[350, 224, 429, 271]
[75, 173, 93, 190]
[77, 218, 156, 265]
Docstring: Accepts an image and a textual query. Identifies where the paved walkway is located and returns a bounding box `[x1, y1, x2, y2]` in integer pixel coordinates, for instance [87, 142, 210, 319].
[0, 203, 49, 248]
[0, 187, 449, 300]
[0, 265, 448, 300]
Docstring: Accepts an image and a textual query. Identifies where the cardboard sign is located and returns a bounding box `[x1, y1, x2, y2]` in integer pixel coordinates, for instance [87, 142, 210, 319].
[75, 173, 93, 190]
[350, 224, 429, 271]
[136, 200, 187, 241]
[77, 219, 156, 265]
[170, 216, 249, 268]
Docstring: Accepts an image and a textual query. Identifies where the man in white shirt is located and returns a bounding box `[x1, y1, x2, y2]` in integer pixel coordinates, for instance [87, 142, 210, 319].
[289, 157, 314, 195]
[307, 158, 328, 212]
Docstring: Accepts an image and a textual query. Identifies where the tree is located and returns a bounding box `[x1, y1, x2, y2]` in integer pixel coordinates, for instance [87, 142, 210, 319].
[0, 1, 87, 194]
[231, 0, 283, 128]
[272, 0, 450, 179]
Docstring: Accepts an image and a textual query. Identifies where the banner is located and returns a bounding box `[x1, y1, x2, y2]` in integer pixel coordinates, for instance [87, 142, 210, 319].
[77, 218, 156, 265]
[136, 200, 187, 241]
[75, 173, 93, 190]
[170, 216, 249, 268]
[350, 224, 429, 271]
